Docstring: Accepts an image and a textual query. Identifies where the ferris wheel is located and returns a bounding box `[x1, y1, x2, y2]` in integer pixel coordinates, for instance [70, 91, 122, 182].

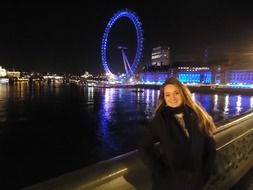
[101, 9, 144, 82]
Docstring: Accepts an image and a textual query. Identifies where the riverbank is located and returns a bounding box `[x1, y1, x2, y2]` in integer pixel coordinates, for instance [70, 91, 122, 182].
[95, 84, 253, 95]
[188, 85, 253, 95]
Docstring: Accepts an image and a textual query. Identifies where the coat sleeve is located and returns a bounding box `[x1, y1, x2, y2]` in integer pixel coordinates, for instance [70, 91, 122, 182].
[202, 136, 216, 182]
[138, 117, 164, 172]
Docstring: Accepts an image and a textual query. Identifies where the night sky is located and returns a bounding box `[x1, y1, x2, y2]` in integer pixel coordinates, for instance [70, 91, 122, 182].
[0, 1, 253, 74]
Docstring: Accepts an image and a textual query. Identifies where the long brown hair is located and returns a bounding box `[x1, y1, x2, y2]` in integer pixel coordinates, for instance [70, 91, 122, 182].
[155, 77, 216, 137]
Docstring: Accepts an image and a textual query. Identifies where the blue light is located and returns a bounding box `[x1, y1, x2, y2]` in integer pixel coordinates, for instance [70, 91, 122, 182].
[227, 70, 253, 87]
[101, 9, 143, 82]
[178, 71, 212, 84]
[140, 72, 173, 84]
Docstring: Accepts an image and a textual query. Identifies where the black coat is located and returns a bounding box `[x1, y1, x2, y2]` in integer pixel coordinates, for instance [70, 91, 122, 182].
[139, 106, 216, 190]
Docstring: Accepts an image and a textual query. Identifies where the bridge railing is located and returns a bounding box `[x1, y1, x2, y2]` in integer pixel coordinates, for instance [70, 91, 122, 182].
[22, 111, 253, 190]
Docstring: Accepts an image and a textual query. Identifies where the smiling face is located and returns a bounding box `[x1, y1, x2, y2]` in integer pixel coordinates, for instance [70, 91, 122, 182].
[164, 84, 183, 108]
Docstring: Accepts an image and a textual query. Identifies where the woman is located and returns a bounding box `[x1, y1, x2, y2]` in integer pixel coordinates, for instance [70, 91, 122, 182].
[139, 77, 216, 190]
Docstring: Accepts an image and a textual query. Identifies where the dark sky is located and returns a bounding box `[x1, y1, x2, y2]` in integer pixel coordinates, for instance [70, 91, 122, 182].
[1, 1, 253, 74]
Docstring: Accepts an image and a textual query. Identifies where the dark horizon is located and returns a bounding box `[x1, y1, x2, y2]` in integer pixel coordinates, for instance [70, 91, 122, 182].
[1, 1, 253, 75]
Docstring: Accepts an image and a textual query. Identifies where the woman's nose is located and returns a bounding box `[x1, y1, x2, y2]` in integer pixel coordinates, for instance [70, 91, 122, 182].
[171, 95, 176, 100]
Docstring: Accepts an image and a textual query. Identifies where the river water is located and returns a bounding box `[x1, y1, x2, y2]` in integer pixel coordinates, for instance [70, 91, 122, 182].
[0, 83, 252, 189]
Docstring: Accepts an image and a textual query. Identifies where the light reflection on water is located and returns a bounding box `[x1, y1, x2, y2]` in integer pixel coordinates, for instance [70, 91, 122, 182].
[236, 96, 242, 114]
[85, 87, 253, 156]
[0, 84, 8, 122]
[99, 88, 119, 153]
[1, 84, 253, 141]
[192, 92, 253, 121]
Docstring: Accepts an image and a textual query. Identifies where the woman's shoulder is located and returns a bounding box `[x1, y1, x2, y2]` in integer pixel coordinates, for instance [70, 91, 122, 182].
[185, 105, 197, 117]
[147, 112, 164, 128]
[149, 112, 162, 122]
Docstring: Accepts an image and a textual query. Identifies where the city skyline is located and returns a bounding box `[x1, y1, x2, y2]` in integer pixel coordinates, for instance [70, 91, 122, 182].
[1, 1, 253, 74]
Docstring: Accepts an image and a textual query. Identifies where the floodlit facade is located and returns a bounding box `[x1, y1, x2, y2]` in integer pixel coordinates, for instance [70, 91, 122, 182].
[0, 66, 7, 77]
[7, 71, 21, 78]
[139, 65, 212, 84]
[151, 46, 170, 66]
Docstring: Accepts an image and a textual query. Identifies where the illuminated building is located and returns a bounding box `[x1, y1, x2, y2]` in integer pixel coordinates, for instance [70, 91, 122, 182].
[177, 66, 211, 84]
[81, 71, 92, 79]
[139, 49, 253, 88]
[226, 70, 253, 85]
[7, 71, 21, 78]
[0, 66, 7, 77]
[139, 65, 212, 84]
[212, 52, 253, 87]
[140, 71, 174, 84]
[151, 46, 170, 66]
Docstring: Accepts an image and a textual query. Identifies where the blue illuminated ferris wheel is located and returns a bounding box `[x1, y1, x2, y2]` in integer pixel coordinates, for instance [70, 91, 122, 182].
[101, 9, 143, 82]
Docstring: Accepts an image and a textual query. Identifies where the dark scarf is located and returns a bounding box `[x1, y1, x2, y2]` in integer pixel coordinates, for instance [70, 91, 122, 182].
[163, 104, 186, 115]
[161, 104, 192, 138]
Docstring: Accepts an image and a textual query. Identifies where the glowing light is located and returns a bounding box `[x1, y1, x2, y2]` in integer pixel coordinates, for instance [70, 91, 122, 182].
[101, 9, 143, 82]
[87, 86, 94, 103]
[178, 72, 211, 84]
[146, 89, 150, 103]
[214, 94, 218, 111]
[98, 88, 118, 151]
[151, 89, 155, 107]
[236, 95, 242, 114]
[224, 95, 229, 114]
[250, 96, 253, 108]
[0, 66, 7, 77]
[0, 78, 9, 83]
[192, 93, 196, 101]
